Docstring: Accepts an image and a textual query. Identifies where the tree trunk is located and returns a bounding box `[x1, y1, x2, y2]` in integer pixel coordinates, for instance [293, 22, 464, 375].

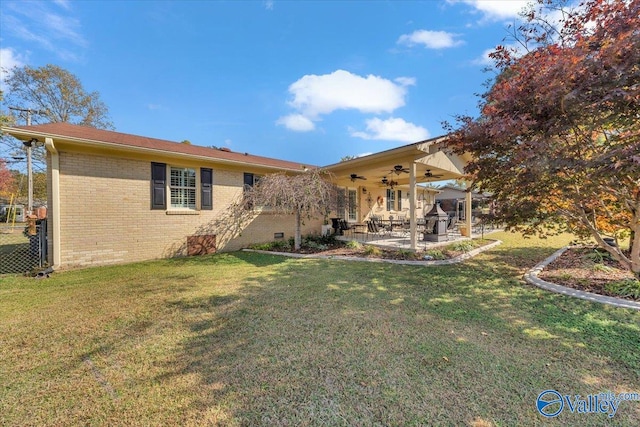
[631, 226, 640, 279]
[294, 210, 302, 250]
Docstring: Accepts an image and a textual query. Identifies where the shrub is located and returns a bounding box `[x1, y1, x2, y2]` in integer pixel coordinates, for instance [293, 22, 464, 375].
[249, 242, 274, 251]
[396, 249, 414, 259]
[363, 245, 382, 256]
[273, 240, 292, 250]
[605, 279, 640, 300]
[248, 240, 291, 251]
[345, 240, 362, 249]
[448, 240, 476, 253]
[424, 249, 446, 260]
[583, 248, 613, 264]
[304, 240, 328, 251]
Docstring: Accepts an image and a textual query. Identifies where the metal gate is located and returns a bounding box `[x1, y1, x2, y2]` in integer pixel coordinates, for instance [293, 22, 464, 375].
[0, 219, 48, 274]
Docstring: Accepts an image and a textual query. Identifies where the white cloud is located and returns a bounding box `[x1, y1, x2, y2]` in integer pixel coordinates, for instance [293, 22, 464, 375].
[397, 30, 464, 49]
[454, 0, 532, 21]
[286, 69, 412, 119]
[0, 48, 27, 89]
[350, 117, 430, 143]
[53, 0, 72, 10]
[1, 1, 86, 61]
[264, 1, 274, 10]
[276, 114, 316, 132]
[394, 76, 416, 86]
[0, 48, 26, 73]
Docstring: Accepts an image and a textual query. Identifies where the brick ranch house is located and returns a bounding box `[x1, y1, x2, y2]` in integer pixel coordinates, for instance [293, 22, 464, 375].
[2, 122, 472, 269]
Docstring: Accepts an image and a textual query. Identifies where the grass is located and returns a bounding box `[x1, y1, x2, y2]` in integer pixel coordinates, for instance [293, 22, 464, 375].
[1, 231, 639, 426]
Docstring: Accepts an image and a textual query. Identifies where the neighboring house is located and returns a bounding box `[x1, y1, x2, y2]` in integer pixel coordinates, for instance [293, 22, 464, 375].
[435, 184, 493, 220]
[2, 123, 320, 269]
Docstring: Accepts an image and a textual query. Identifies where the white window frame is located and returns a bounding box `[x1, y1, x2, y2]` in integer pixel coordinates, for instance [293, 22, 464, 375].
[347, 188, 357, 221]
[169, 166, 197, 210]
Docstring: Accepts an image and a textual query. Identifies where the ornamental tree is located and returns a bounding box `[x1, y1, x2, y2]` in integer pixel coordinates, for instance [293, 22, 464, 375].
[446, 0, 640, 277]
[243, 169, 336, 250]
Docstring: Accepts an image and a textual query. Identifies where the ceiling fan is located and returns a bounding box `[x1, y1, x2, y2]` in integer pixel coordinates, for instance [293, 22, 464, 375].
[424, 169, 444, 179]
[350, 173, 366, 182]
[381, 176, 398, 188]
[391, 164, 409, 175]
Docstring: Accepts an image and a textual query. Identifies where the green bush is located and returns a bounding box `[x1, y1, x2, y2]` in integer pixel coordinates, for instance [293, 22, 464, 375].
[583, 248, 613, 264]
[448, 240, 476, 253]
[345, 240, 362, 249]
[304, 233, 336, 246]
[249, 242, 274, 251]
[396, 249, 414, 259]
[424, 249, 446, 260]
[605, 279, 640, 300]
[304, 240, 328, 250]
[250, 240, 291, 251]
[273, 240, 292, 250]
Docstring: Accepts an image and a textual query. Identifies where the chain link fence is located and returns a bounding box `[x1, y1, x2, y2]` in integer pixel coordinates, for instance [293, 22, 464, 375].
[0, 220, 47, 275]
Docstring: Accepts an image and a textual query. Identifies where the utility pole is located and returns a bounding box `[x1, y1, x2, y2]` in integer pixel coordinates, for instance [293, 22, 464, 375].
[8, 107, 43, 215]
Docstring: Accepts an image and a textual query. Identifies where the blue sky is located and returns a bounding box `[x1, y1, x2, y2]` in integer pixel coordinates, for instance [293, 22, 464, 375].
[1, 0, 535, 166]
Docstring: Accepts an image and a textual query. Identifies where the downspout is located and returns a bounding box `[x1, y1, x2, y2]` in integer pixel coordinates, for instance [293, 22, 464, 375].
[44, 137, 61, 269]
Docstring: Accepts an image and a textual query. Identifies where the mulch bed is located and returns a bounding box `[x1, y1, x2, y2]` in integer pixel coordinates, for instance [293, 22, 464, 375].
[538, 246, 638, 301]
[257, 239, 492, 261]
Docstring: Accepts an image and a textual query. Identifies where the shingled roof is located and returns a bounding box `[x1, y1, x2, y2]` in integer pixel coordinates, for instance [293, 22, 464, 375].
[5, 122, 312, 172]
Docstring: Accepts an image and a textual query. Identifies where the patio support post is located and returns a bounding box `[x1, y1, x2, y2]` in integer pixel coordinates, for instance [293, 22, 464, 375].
[465, 186, 472, 237]
[409, 162, 417, 249]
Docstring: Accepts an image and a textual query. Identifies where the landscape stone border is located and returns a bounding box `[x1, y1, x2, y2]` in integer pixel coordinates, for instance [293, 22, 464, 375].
[243, 239, 502, 266]
[523, 246, 640, 311]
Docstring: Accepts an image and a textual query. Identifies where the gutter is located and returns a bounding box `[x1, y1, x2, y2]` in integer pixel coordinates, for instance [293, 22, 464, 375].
[1, 126, 308, 173]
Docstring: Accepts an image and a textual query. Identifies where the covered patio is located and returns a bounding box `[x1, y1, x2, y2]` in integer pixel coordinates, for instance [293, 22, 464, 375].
[323, 135, 475, 251]
[334, 221, 498, 252]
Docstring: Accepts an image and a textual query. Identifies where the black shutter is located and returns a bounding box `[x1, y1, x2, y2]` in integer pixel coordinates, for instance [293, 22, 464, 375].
[243, 172, 254, 189]
[397, 190, 402, 211]
[201, 168, 213, 210]
[151, 162, 166, 210]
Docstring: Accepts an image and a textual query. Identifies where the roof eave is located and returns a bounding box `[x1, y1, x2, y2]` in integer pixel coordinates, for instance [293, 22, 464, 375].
[1, 126, 305, 173]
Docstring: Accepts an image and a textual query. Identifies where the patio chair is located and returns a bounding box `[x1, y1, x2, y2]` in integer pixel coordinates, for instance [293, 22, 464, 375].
[372, 217, 392, 236]
[447, 217, 461, 240]
[339, 219, 354, 237]
[368, 219, 389, 239]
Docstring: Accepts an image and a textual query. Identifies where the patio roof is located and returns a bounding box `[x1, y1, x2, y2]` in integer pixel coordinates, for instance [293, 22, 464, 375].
[322, 135, 471, 187]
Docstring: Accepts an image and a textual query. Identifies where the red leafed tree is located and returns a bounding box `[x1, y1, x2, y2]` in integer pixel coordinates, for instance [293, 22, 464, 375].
[446, 0, 640, 277]
[0, 159, 16, 198]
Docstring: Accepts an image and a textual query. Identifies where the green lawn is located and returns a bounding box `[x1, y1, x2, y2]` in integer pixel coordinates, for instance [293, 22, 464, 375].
[1, 231, 639, 426]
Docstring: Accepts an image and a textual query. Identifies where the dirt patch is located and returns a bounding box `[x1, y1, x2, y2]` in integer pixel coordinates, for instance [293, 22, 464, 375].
[538, 246, 638, 301]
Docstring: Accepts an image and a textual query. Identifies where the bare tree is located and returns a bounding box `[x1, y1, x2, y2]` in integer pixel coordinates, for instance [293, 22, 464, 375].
[244, 169, 336, 250]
